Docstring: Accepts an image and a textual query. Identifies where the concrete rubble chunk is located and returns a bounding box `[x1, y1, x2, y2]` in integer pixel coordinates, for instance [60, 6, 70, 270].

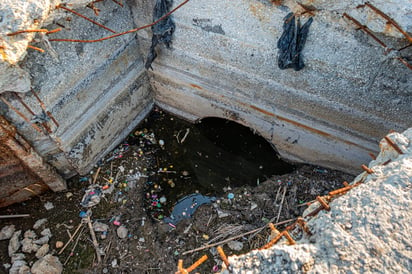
[23, 230, 36, 239]
[33, 218, 48, 230]
[17, 264, 31, 274]
[35, 243, 50, 259]
[8, 230, 22, 257]
[40, 228, 52, 238]
[0, 225, 16, 240]
[9, 260, 28, 274]
[227, 240, 243, 251]
[34, 235, 50, 245]
[21, 237, 40, 253]
[31, 254, 63, 274]
[11, 253, 25, 263]
[226, 128, 412, 273]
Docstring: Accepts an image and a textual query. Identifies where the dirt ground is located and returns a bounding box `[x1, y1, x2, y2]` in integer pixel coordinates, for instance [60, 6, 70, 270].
[0, 109, 354, 273]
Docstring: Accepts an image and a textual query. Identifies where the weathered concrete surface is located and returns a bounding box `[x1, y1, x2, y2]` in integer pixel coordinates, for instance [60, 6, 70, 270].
[130, 0, 412, 174]
[2, 1, 153, 177]
[1, 0, 411, 180]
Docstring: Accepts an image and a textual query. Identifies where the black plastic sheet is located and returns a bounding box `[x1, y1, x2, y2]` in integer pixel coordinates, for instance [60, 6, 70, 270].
[145, 0, 176, 70]
[277, 13, 313, 71]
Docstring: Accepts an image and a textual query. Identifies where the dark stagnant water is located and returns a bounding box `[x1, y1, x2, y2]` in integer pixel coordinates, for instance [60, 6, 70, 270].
[127, 108, 295, 222]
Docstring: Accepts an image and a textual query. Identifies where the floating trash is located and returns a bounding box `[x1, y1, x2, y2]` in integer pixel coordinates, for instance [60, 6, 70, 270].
[163, 193, 216, 226]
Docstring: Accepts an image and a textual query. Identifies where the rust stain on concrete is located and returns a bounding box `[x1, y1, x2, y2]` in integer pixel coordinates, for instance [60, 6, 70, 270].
[249, 3, 268, 22]
[246, 104, 361, 148]
[249, 104, 275, 117]
[190, 83, 203, 90]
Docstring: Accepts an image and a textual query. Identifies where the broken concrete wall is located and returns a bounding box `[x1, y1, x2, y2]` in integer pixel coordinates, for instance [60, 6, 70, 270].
[1, 0, 153, 177]
[129, 0, 412, 174]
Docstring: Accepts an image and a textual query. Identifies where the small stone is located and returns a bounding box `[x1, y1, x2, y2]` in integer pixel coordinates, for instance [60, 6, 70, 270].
[116, 226, 128, 239]
[0, 225, 16, 240]
[227, 240, 243, 251]
[44, 202, 54, 210]
[65, 192, 73, 199]
[35, 244, 49, 259]
[40, 228, 52, 238]
[55, 241, 64, 249]
[159, 196, 167, 204]
[111, 258, 118, 268]
[250, 202, 258, 211]
[11, 253, 25, 263]
[33, 219, 47, 230]
[34, 236, 49, 245]
[31, 255, 62, 274]
[23, 230, 36, 239]
[9, 260, 27, 274]
[18, 264, 31, 274]
[8, 230, 22, 257]
[21, 238, 40, 253]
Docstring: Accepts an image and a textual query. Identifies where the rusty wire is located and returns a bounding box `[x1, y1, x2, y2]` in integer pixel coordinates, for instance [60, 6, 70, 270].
[359, 2, 412, 43]
[57, 4, 117, 33]
[343, 5, 412, 70]
[49, 0, 190, 43]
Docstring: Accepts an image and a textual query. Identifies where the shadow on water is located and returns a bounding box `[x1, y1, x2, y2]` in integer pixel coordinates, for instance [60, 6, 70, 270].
[131, 108, 295, 222]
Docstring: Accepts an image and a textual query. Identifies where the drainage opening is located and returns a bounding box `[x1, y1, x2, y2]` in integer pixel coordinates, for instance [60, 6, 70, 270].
[133, 108, 295, 222]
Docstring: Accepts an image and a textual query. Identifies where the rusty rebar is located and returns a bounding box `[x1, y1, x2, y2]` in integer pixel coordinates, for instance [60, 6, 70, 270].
[316, 196, 330, 211]
[361, 164, 374, 174]
[7, 29, 49, 36]
[177, 260, 184, 273]
[283, 231, 296, 245]
[30, 89, 59, 128]
[0, 96, 43, 134]
[46, 28, 62, 35]
[13, 93, 35, 116]
[368, 152, 377, 160]
[296, 217, 311, 235]
[111, 0, 123, 7]
[176, 255, 208, 273]
[13, 93, 52, 134]
[217, 246, 230, 269]
[57, 5, 116, 33]
[260, 231, 284, 250]
[297, 2, 316, 16]
[27, 45, 45, 53]
[343, 13, 387, 48]
[49, 0, 190, 43]
[329, 184, 355, 196]
[362, 2, 412, 43]
[384, 136, 404, 154]
[343, 12, 412, 70]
